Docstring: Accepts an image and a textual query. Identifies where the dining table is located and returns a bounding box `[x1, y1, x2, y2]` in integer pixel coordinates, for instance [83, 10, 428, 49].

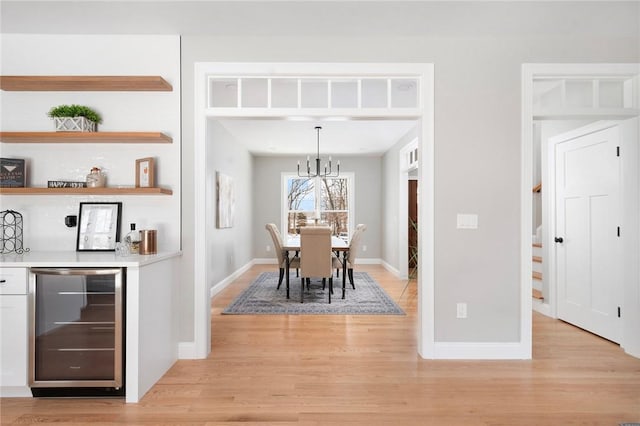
[283, 235, 349, 300]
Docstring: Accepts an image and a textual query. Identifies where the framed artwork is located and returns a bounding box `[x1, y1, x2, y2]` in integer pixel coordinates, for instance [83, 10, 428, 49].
[76, 202, 122, 251]
[216, 171, 235, 228]
[135, 157, 155, 188]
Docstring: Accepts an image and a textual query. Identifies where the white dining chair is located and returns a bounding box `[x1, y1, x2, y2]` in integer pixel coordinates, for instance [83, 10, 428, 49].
[265, 223, 299, 291]
[344, 224, 367, 289]
[299, 226, 341, 303]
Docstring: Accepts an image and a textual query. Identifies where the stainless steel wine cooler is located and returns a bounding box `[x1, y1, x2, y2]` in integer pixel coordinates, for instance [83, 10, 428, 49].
[29, 268, 124, 397]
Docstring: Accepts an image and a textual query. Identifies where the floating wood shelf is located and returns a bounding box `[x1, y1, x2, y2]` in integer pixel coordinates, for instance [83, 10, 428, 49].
[0, 76, 172, 92]
[532, 289, 544, 300]
[0, 132, 172, 144]
[533, 182, 541, 193]
[0, 187, 173, 195]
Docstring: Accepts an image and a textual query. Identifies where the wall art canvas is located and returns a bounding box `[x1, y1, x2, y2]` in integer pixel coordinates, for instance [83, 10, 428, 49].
[216, 171, 235, 229]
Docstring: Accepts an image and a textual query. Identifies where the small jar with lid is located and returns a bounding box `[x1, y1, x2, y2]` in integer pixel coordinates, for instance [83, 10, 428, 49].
[86, 167, 106, 188]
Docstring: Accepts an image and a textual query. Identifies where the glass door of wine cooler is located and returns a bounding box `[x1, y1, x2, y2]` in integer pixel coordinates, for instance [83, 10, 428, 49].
[29, 268, 123, 389]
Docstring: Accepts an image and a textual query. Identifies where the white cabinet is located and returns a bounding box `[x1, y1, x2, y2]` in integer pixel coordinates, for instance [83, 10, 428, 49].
[0, 267, 30, 396]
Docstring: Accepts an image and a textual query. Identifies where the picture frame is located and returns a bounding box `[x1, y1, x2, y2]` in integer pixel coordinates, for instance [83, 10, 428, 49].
[135, 157, 155, 188]
[76, 202, 122, 251]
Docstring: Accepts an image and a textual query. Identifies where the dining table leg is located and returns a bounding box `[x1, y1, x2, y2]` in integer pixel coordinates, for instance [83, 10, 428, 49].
[342, 251, 347, 299]
[285, 250, 290, 299]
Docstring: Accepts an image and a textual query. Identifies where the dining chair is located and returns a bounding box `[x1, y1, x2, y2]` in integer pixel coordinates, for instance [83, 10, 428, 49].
[299, 226, 341, 303]
[265, 223, 299, 289]
[344, 224, 367, 289]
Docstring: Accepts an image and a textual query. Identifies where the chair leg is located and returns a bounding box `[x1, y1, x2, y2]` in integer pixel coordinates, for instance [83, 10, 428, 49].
[322, 278, 326, 290]
[329, 277, 332, 304]
[306, 277, 310, 290]
[301, 278, 304, 303]
[277, 267, 285, 289]
[348, 268, 355, 289]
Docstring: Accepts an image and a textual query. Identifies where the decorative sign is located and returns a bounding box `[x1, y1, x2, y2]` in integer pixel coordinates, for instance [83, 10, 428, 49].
[0, 158, 26, 187]
[48, 180, 87, 188]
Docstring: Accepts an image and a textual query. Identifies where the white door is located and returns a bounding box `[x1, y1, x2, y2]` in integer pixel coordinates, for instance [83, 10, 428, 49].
[555, 123, 621, 343]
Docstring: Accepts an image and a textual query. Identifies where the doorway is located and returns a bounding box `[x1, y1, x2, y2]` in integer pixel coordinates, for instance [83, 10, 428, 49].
[522, 63, 640, 358]
[408, 177, 418, 278]
[194, 62, 435, 359]
[398, 138, 419, 280]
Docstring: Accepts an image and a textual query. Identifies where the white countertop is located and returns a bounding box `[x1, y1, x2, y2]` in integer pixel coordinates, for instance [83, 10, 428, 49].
[0, 250, 181, 267]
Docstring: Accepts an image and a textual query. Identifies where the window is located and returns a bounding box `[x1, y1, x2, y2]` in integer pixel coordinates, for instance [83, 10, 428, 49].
[283, 173, 354, 239]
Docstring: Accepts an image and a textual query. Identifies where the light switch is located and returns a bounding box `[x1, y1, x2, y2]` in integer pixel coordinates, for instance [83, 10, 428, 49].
[457, 214, 478, 229]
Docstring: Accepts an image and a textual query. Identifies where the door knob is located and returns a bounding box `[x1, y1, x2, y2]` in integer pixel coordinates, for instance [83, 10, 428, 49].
[554, 237, 564, 243]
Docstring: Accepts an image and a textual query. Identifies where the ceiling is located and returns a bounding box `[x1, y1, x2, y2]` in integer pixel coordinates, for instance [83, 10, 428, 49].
[1, 1, 636, 38]
[215, 118, 418, 156]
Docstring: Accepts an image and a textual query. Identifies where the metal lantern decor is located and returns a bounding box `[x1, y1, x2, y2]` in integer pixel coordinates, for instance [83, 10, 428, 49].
[1, 210, 29, 254]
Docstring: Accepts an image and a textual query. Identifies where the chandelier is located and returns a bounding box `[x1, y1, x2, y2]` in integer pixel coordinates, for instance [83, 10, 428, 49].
[297, 126, 340, 178]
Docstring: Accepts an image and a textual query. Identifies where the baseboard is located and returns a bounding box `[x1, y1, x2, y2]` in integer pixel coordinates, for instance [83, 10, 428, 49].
[532, 300, 553, 317]
[178, 341, 197, 359]
[355, 258, 381, 265]
[0, 386, 32, 397]
[253, 258, 277, 265]
[433, 341, 530, 359]
[210, 260, 254, 299]
[381, 260, 405, 279]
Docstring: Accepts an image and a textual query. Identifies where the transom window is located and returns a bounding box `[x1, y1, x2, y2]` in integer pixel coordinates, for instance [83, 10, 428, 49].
[282, 173, 354, 239]
[208, 76, 420, 110]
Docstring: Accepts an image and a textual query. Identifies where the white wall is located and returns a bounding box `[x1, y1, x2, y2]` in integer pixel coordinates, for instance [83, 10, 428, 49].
[620, 117, 640, 357]
[0, 34, 181, 253]
[206, 120, 254, 291]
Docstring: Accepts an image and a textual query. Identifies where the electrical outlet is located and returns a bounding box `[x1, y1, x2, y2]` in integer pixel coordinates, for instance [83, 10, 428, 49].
[266, 245, 271, 252]
[456, 302, 467, 319]
[362, 245, 367, 252]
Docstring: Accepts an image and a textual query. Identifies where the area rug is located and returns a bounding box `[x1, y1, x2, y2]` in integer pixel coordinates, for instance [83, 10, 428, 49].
[222, 271, 405, 315]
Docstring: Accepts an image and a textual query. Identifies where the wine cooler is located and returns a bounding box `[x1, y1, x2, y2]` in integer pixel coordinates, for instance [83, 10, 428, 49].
[29, 268, 124, 397]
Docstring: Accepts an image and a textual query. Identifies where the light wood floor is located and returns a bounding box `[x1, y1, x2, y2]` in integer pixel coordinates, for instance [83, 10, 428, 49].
[2, 264, 640, 425]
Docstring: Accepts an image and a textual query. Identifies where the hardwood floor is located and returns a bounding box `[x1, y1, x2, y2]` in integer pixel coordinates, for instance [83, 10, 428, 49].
[2, 264, 639, 425]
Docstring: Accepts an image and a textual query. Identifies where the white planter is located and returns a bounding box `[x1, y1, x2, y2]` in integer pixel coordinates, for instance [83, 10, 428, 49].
[53, 117, 97, 132]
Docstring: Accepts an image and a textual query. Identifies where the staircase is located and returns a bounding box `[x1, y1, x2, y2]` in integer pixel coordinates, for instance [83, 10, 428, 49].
[532, 242, 543, 300]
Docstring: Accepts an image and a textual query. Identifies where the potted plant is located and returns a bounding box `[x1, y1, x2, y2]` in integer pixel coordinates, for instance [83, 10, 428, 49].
[47, 104, 102, 132]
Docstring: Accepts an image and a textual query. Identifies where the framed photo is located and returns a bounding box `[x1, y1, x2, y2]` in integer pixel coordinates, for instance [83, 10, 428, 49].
[135, 157, 155, 188]
[76, 202, 122, 251]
